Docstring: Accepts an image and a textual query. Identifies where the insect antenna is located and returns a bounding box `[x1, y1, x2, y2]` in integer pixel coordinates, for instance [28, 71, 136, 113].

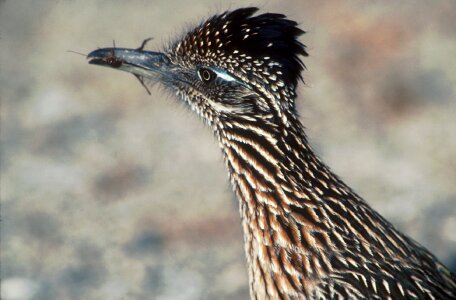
[67, 50, 87, 57]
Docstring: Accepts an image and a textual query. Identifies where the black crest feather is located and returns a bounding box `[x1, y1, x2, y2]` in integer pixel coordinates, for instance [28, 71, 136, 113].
[172, 7, 308, 89]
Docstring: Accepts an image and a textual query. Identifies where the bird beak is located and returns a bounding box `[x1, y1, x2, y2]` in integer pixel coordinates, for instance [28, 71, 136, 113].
[87, 48, 171, 79]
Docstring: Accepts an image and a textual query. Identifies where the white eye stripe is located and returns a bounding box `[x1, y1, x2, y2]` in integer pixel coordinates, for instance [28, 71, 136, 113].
[212, 69, 237, 82]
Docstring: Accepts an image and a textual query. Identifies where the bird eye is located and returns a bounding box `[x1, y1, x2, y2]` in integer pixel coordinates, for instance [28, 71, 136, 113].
[198, 68, 217, 83]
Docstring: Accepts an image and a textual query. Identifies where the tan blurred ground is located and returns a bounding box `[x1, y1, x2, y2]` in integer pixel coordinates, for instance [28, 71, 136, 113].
[1, 0, 456, 299]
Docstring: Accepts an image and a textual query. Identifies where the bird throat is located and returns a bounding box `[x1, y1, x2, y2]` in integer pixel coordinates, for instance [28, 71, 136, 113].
[217, 114, 339, 298]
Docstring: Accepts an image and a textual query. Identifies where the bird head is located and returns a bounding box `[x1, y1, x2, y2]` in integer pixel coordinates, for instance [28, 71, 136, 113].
[88, 7, 307, 129]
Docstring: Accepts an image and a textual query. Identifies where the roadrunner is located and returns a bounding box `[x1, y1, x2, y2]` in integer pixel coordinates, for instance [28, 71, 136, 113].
[88, 7, 456, 299]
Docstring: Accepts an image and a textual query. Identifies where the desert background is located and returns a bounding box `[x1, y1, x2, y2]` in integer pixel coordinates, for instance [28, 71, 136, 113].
[1, 0, 456, 299]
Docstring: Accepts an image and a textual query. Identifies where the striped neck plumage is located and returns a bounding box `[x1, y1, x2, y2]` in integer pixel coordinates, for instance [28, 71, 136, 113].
[217, 109, 332, 209]
[214, 104, 414, 298]
[215, 107, 336, 297]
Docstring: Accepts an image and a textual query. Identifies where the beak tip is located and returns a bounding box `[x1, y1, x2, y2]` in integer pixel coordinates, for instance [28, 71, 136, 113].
[87, 49, 109, 65]
[87, 57, 101, 65]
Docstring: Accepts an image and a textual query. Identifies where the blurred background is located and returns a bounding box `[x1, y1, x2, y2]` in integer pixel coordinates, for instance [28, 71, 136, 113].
[1, 0, 455, 299]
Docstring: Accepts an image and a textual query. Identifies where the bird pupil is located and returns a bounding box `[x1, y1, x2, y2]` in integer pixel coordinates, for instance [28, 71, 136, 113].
[200, 68, 214, 82]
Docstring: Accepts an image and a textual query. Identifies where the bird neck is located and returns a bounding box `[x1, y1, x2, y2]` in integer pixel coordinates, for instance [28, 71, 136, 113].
[217, 112, 339, 219]
[216, 112, 332, 297]
[215, 111, 412, 298]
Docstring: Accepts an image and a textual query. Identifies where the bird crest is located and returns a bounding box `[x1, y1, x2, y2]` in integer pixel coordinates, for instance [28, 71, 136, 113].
[169, 7, 308, 95]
